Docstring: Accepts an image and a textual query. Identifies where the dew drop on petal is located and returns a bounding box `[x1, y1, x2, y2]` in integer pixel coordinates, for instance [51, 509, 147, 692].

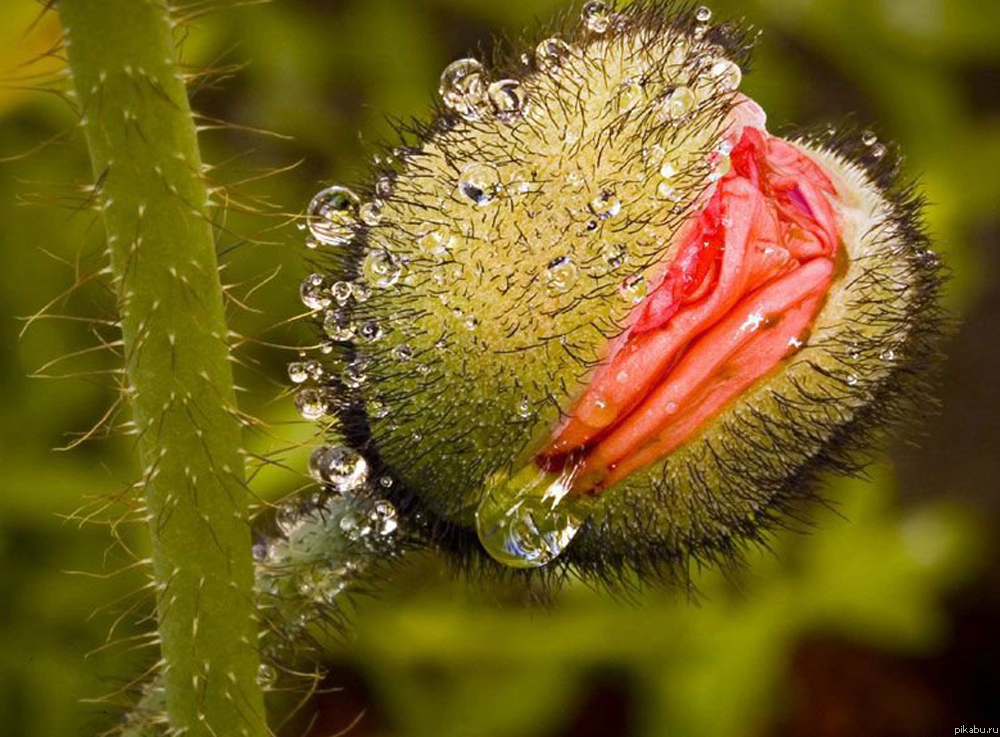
[308, 445, 369, 492]
[695, 5, 712, 22]
[862, 129, 878, 146]
[307, 186, 360, 246]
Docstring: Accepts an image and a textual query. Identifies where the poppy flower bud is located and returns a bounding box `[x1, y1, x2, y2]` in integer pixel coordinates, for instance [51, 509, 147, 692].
[297, 2, 945, 580]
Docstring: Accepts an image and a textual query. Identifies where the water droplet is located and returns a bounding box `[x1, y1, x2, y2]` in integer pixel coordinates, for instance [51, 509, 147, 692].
[308, 445, 369, 492]
[544, 256, 580, 295]
[535, 37, 574, 74]
[352, 282, 372, 302]
[621, 273, 648, 304]
[359, 200, 383, 226]
[307, 186, 360, 246]
[332, 281, 353, 305]
[846, 373, 859, 387]
[299, 274, 330, 310]
[393, 343, 414, 361]
[375, 176, 394, 198]
[589, 190, 622, 220]
[870, 143, 887, 160]
[323, 309, 355, 341]
[708, 58, 742, 91]
[657, 180, 681, 201]
[363, 249, 402, 288]
[862, 130, 878, 146]
[458, 162, 501, 206]
[582, 1, 611, 33]
[599, 243, 627, 274]
[618, 78, 643, 112]
[661, 85, 696, 121]
[417, 226, 455, 255]
[339, 511, 371, 541]
[880, 348, 897, 362]
[707, 149, 731, 182]
[370, 501, 398, 536]
[695, 5, 712, 23]
[343, 361, 367, 389]
[304, 360, 324, 380]
[257, 663, 277, 688]
[275, 501, 306, 537]
[251, 537, 271, 563]
[488, 79, 528, 122]
[475, 462, 587, 569]
[295, 388, 328, 420]
[287, 362, 309, 384]
[439, 58, 488, 121]
[517, 396, 533, 419]
[358, 320, 383, 342]
[464, 315, 480, 331]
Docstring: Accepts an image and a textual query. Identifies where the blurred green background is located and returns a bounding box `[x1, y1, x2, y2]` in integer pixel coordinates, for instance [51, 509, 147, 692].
[2, 1, 999, 735]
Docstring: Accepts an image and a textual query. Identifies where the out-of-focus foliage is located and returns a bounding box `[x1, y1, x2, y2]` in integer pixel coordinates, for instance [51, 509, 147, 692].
[1, 1, 998, 736]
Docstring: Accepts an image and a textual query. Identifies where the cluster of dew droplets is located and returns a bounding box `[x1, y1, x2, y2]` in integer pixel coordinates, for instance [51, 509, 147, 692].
[253, 444, 402, 648]
[439, 58, 529, 124]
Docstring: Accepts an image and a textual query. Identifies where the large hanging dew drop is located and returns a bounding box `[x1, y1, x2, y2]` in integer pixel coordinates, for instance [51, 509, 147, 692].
[308, 445, 369, 493]
[475, 462, 587, 569]
[439, 58, 488, 121]
[457, 162, 501, 206]
[307, 186, 360, 246]
[295, 388, 328, 420]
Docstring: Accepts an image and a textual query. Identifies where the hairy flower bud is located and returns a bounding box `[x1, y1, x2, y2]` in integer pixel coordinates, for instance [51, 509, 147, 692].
[297, 2, 945, 581]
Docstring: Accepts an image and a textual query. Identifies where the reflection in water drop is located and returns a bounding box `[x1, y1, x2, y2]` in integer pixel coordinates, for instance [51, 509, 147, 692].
[581, 1, 611, 34]
[476, 461, 588, 569]
[488, 79, 528, 122]
[535, 37, 574, 74]
[458, 162, 501, 206]
[363, 249, 402, 288]
[308, 445, 369, 492]
[307, 186, 360, 246]
[544, 255, 580, 295]
[439, 58, 488, 121]
[661, 85, 696, 121]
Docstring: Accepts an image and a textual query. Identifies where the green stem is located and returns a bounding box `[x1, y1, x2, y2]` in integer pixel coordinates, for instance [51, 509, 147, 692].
[59, 2, 267, 735]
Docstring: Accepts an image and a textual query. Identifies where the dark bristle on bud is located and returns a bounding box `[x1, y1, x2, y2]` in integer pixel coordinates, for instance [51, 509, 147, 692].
[288, 0, 947, 589]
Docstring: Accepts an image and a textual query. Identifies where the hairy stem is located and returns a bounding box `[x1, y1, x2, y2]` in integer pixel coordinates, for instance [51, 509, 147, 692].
[59, 1, 267, 735]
